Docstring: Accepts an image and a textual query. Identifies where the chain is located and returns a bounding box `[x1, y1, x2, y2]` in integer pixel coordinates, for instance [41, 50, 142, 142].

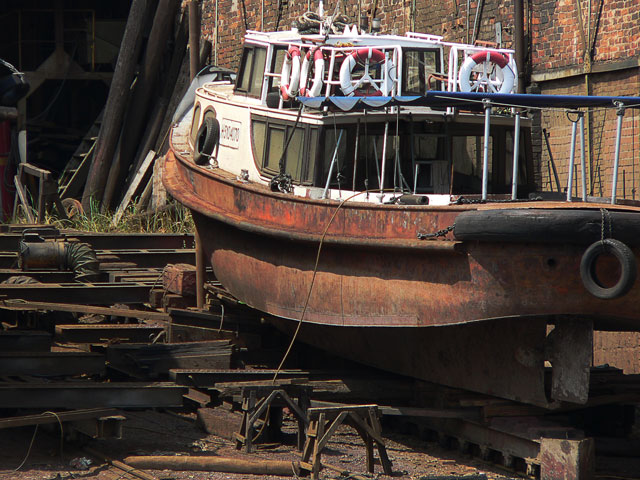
[453, 196, 542, 205]
[417, 224, 454, 240]
[600, 207, 612, 244]
[270, 173, 293, 193]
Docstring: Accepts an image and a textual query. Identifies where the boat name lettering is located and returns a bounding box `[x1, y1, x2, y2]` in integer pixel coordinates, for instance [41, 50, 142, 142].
[220, 119, 241, 149]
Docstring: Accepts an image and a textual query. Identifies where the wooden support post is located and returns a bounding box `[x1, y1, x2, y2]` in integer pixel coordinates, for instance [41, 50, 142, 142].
[189, 0, 201, 81]
[235, 385, 311, 453]
[195, 230, 205, 309]
[540, 437, 594, 480]
[14, 164, 67, 223]
[102, 0, 181, 210]
[301, 405, 393, 479]
[82, 0, 149, 211]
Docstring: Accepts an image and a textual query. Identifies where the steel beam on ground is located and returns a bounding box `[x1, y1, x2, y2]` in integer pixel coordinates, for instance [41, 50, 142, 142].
[0, 232, 194, 252]
[0, 253, 18, 268]
[55, 324, 165, 344]
[419, 417, 541, 462]
[0, 352, 105, 376]
[0, 282, 152, 304]
[63, 233, 194, 251]
[97, 249, 195, 268]
[0, 407, 120, 429]
[0, 382, 186, 408]
[70, 415, 126, 439]
[0, 269, 86, 283]
[0, 301, 171, 323]
[0, 330, 52, 352]
[169, 369, 310, 387]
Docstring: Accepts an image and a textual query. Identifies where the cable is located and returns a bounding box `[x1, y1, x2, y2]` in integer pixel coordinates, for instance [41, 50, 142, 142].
[14, 411, 64, 471]
[272, 190, 369, 383]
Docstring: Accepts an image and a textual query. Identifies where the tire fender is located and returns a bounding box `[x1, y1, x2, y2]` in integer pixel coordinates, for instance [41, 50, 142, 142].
[580, 238, 637, 299]
[193, 117, 220, 165]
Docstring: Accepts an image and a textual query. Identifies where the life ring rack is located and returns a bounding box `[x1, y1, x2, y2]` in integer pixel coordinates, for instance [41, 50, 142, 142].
[339, 47, 395, 97]
[458, 50, 516, 94]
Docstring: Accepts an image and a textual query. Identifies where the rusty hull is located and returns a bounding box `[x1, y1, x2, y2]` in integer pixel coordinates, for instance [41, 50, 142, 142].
[163, 150, 640, 330]
[163, 148, 640, 406]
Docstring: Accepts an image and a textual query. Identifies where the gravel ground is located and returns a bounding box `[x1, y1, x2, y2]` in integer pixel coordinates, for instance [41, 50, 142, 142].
[0, 409, 521, 480]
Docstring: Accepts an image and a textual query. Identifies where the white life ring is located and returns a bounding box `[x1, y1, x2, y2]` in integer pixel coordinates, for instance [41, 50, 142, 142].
[339, 48, 392, 97]
[300, 47, 325, 97]
[280, 46, 301, 101]
[458, 51, 515, 94]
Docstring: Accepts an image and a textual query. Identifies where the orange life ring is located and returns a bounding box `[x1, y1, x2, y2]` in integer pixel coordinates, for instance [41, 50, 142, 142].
[299, 47, 325, 97]
[339, 47, 389, 96]
[280, 46, 301, 101]
[458, 50, 515, 94]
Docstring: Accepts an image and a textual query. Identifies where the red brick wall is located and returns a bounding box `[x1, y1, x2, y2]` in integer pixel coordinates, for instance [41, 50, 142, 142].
[532, 0, 640, 72]
[198, 0, 520, 71]
[537, 71, 640, 199]
[594, 332, 640, 373]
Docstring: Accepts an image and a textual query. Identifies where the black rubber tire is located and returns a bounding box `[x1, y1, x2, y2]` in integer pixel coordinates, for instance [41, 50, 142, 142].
[193, 117, 219, 165]
[580, 238, 637, 299]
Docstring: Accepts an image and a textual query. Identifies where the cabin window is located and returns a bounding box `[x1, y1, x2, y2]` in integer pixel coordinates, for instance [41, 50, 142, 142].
[322, 128, 349, 188]
[412, 134, 448, 193]
[269, 47, 287, 92]
[316, 121, 525, 196]
[451, 135, 493, 194]
[403, 49, 440, 94]
[265, 125, 285, 172]
[236, 45, 267, 97]
[504, 130, 528, 188]
[251, 116, 315, 184]
[190, 103, 202, 144]
[252, 120, 267, 168]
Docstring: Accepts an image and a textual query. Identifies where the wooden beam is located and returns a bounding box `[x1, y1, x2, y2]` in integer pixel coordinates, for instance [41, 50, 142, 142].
[102, 0, 181, 210]
[82, 0, 149, 211]
[0, 408, 120, 430]
[111, 150, 156, 226]
[189, 0, 201, 81]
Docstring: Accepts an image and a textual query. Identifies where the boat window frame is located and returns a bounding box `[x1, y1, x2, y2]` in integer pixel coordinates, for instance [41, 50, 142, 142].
[235, 44, 268, 98]
[402, 48, 443, 94]
[250, 113, 317, 185]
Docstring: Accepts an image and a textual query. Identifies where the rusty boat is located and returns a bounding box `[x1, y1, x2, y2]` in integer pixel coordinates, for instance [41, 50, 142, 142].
[163, 23, 640, 407]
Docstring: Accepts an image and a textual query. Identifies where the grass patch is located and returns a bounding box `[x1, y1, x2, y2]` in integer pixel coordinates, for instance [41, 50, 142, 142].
[14, 198, 195, 234]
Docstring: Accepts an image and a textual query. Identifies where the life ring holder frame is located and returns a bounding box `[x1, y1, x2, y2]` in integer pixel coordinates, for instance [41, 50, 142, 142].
[339, 47, 397, 97]
[457, 50, 516, 94]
